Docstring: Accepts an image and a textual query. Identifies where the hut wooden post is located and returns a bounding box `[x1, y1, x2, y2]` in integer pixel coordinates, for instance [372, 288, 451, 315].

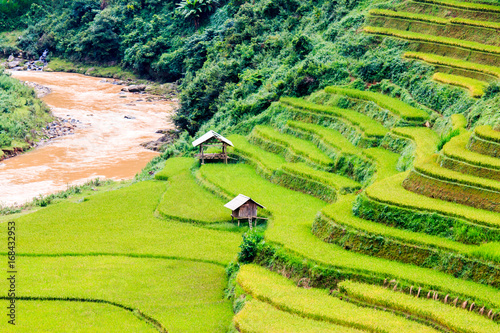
[223, 143, 227, 164]
[248, 217, 253, 230]
[200, 143, 204, 165]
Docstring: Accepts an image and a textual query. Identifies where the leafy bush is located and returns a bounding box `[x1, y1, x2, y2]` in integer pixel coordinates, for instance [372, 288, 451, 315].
[0, 132, 11, 147]
[238, 231, 264, 263]
[177, 0, 218, 26]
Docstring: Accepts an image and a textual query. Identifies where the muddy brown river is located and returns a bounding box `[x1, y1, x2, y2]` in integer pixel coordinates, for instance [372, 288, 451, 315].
[0, 71, 175, 206]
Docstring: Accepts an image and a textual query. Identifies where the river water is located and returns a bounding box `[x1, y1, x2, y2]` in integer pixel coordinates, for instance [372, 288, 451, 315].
[0, 71, 175, 206]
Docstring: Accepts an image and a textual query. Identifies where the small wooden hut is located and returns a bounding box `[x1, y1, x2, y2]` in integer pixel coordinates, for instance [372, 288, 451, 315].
[192, 130, 234, 164]
[224, 194, 265, 228]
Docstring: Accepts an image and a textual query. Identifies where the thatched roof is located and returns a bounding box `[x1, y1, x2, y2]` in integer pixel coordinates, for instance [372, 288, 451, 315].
[192, 130, 233, 147]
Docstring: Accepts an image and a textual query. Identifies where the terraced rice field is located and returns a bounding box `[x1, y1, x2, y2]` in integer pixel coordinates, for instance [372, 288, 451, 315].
[5, 85, 500, 331]
[365, 0, 500, 96]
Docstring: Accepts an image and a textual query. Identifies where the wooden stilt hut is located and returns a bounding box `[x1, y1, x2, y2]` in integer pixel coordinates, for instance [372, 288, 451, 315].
[192, 130, 234, 164]
[224, 194, 265, 228]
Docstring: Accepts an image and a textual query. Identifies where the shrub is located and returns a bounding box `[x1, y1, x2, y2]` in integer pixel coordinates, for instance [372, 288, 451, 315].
[0, 132, 11, 147]
[238, 231, 264, 263]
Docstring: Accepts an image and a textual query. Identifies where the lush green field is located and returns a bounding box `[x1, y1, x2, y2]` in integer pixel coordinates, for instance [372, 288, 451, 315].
[234, 300, 366, 333]
[324, 86, 430, 122]
[340, 280, 500, 333]
[0, 300, 157, 333]
[156, 157, 230, 223]
[0, 256, 232, 333]
[200, 164, 500, 309]
[280, 96, 388, 138]
[433, 72, 488, 97]
[237, 264, 440, 333]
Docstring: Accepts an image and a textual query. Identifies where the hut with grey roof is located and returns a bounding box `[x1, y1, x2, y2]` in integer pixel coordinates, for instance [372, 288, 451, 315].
[192, 130, 233, 164]
[224, 194, 265, 228]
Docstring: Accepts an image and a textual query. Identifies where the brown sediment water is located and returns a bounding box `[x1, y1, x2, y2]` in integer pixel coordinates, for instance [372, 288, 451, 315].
[0, 71, 175, 206]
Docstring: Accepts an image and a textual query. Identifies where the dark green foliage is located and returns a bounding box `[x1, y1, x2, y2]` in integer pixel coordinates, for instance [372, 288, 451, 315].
[238, 231, 264, 263]
[7, 0, 500, 136]
[0, 132, 11, 146]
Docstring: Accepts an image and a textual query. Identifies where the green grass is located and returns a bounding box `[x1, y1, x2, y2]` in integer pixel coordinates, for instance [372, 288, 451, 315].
[433, 72, 488, 97]
[322, 195, 474, 254]
[0, 300, 158, 333]
[234, 300, 366, 333]
[199, 164, 500, 309]
[364, 26, 500, 55]
[46, 57, 138, 80]
[156, 157, 230, 223]
[252, 125, 334, 167]
[8, 180, 241, 264]
[475, 125, 500, 143]
[237, 264, 440, 333]
[443, 132, 500, 170]
[325, 86, 430, 122]
[405, 52, 500, 79]
[414, 0, 500, 13]
[280, 96, 388, 138]
[0, 256, 232, 333]
[281, 162, 361, 191]
[287, 120, 363, 156]
[365, 172, 500, 228]
[340, 280, 500, 333]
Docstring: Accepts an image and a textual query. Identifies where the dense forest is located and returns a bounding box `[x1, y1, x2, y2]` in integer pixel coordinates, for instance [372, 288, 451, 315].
[1, 0, 498, 140]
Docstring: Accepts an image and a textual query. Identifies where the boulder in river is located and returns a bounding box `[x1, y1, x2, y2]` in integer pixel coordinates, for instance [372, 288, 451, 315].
[122, 84, 147, 93]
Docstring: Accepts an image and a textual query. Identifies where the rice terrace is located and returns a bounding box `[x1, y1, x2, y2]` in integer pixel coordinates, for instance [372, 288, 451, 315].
[1, 0, 500, 331]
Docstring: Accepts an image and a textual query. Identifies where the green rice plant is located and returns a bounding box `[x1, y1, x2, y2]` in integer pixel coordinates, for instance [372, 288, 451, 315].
[404, 52, 500, 79]
[369, 9, 449, 24]
[281, 162, 361, 193]
[365, 172, 500, 229]
[452, 114, 468, 130]
[199, 164, 500, 309]
[156, 158, 230, 223]
[237, 264, 440, 333]
[0, 300, 157, 333]
[154, 156, 196, 180]
[0, 256, 233, 333]
[437, 128, 461, 151]
[280, 97, 388, 138]
[286, 121, 362, 156]
[229, 134, 286, 172]
[362, 147, 400, 181]
[325, 86, 430, 122]
[414, 0, 500, 13]
[413, 156, 500, 194]
[443, 132, 500, 170]
[450, 17, 500, 30]
[319, 197, 500, 286]
[364, 26, 500, 55]
[433, 73, 488, 98]
[228, 135, 341, 201]
[9, 179, 242, 265]
[234, 300, 365, 333]
[340, 280, 500, 333]
[369, 9, 500, 29]
[322, 195, 473, 254]
[470, 242, 500, 263]
[390, 127, 440, 163]
[475, 125, 500, 144]
[252, 125, 334, 168]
